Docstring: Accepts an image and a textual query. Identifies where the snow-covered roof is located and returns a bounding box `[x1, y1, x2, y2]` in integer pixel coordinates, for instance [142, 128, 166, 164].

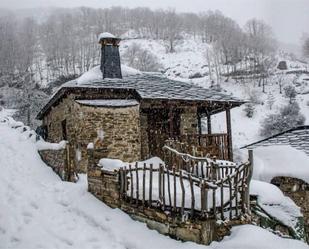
[37, 65, 245, 119]
[75, 99, 139, 107]
[252, 145, 309, 184]
[241, 126, 309, 186]
[242, 126, 309, 156]
[77, 65, 141, 84]
[250, 179, 302, 237]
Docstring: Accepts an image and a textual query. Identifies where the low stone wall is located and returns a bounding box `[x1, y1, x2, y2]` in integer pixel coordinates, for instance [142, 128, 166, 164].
[87, 153, 249, 245]
[271, 176, 309, 240]
[250, 196, 304, 240]
[39, 149, 67, 180]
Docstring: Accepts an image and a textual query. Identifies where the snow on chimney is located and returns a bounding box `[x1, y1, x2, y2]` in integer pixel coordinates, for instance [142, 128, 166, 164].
[98, 32, 122, 79]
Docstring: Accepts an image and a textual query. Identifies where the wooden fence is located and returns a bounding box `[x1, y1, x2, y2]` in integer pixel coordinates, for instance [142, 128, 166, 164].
[163, 145, 237, 181]
[119, 160, 251, 220]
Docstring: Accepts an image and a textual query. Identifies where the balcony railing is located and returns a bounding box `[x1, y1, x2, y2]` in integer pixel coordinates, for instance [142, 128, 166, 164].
[165, 133, 230, 161]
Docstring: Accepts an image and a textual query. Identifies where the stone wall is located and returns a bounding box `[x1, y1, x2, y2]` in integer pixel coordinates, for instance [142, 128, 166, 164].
[39, 149, 67, 180]
[43, 96, 79, 175]
[43, 95, 141, 173]
[74, 103, 141, 171]
[271, 176, 309, 240]
[180, 107, 198, 135]
[43, 96, 76, 143]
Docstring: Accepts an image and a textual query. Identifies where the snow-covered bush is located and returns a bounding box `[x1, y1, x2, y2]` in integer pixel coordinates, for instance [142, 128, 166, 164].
[248, 89, 263, 105]
[243, 103, 255, 118]
[122, 43, 162, 72]
[284, 85, 297, 104]
[260, 102, 305, 137]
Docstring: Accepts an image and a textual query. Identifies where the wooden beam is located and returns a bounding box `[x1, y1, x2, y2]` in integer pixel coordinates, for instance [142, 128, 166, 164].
[169, 107, 174, 138]
[207, 114, 212, 135]
[226, 107, 233, 161]
[197, 113, 202, 146]
[197, 114, 202, 135]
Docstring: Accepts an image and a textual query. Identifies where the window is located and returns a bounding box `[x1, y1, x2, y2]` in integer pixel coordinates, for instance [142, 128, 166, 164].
[61, 120, 67, 140]
[36, 125, 48, 140]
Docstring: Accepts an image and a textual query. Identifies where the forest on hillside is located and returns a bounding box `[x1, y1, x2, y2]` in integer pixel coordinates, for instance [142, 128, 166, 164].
[0, 7, 281, 79]
[0, 6, 308, 127]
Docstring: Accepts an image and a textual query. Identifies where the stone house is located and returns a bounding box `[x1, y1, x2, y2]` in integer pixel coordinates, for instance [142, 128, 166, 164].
[37, 33, 244, 175]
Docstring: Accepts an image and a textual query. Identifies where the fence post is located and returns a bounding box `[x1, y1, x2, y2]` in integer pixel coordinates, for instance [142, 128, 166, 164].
[65, 143, 75, 182]
[64, 143, 70, 181]
[246, 149, 254, 215]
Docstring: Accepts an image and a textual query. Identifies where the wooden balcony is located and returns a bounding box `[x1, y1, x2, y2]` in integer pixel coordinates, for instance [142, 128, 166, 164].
[165, 133, 231, 161]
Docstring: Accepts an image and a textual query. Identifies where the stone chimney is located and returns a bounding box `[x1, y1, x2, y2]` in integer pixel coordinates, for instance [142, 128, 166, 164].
[98, 32, 122, 79]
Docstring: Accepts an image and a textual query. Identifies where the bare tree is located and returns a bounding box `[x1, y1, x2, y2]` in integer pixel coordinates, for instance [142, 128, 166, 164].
[302, 36, 309, 60]
[163, 9, 182, 53]
[122, 43, 162, 72]
[244, 19, 277, 91]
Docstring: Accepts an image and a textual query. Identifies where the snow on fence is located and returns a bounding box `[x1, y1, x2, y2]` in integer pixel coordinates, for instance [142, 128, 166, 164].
[164, 134, 230, 161]
[119, 160, 251, 220]
[163, 145, 237, 181]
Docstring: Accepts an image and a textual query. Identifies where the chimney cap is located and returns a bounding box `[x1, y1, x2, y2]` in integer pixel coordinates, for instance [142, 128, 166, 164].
[98, 32, 121, 45]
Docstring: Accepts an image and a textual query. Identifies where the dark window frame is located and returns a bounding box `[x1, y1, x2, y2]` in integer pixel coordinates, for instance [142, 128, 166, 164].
[61, 119, 67, 140]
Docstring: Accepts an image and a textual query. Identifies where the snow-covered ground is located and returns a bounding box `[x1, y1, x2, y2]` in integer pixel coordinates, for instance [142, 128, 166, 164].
[1, 113, 309, 249]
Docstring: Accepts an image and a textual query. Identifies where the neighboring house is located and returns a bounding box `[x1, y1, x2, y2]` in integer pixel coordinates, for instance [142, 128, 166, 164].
[242, 126, 309, 155]
[242, 126, 309, 237]
[36, 33, 244, 173]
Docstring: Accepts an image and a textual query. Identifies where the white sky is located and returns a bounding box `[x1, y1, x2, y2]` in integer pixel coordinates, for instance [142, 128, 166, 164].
[0, 0, 308, 45]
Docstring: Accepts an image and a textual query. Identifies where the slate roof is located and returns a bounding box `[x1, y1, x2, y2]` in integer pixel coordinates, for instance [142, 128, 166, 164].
[66, 74, 243, 102]
[241, 126, 309, 156]
[37, 73, 245, 119]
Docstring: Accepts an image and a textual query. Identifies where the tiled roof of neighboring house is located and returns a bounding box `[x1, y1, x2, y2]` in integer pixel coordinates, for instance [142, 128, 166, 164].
[37, 73, 245, 119]
[241, 126, 309, 156]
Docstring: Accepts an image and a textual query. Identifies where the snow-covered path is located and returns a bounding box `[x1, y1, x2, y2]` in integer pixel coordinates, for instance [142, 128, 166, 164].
[0, 121, 308, 249]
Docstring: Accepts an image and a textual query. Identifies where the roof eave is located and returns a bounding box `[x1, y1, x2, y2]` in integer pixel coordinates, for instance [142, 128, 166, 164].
[240, 125, 309, 149]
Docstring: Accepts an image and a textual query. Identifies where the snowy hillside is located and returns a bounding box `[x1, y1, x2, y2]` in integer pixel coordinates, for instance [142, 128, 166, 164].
[1, 112, 309, 249]
[120, 37, 309, 149]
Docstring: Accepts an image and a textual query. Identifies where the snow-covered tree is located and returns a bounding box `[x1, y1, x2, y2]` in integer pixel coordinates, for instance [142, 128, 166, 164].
[266, 92, 275, 110]
[284, 85, 297, 104]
